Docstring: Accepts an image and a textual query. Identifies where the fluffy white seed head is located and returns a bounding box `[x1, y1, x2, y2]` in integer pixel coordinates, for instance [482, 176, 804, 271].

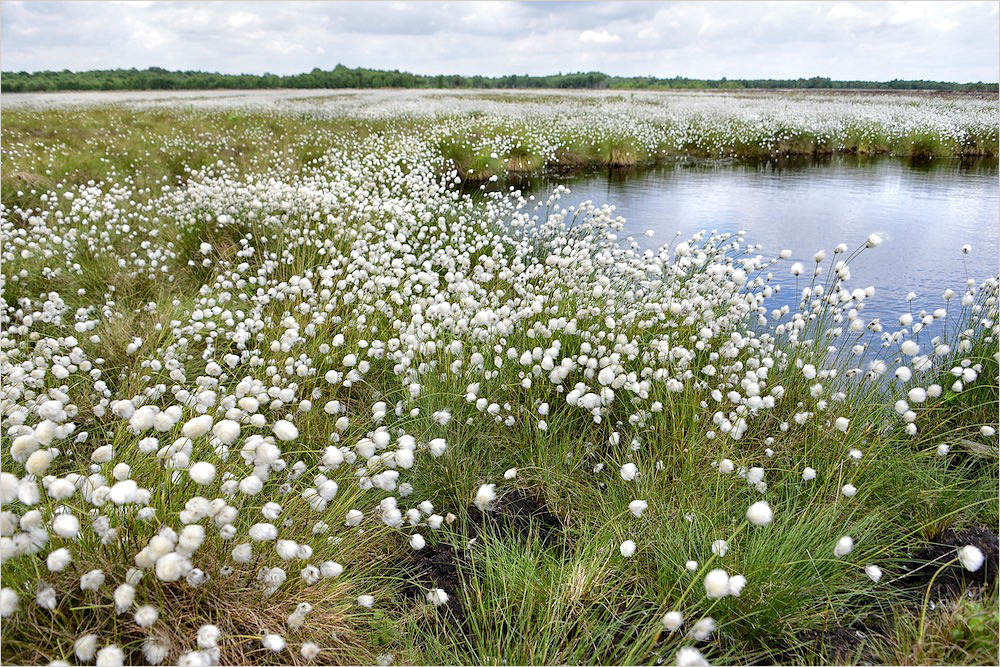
[746, 501, 773, 526]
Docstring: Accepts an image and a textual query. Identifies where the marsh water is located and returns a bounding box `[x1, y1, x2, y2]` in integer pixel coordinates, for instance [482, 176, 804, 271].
[517, 156, 999, 337]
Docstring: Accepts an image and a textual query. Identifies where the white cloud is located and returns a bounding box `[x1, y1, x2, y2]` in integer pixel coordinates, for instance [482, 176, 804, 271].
[827, 3, 864, 19]
[0, 1, 995, 82]
[579, 29, 621, 44]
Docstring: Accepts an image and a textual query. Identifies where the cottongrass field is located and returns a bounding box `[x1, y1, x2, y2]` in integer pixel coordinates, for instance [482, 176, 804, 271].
[0, 89, 998, 666]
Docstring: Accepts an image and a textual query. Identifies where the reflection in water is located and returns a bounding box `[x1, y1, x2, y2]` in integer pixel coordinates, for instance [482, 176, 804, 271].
[513, 156, 998, 329]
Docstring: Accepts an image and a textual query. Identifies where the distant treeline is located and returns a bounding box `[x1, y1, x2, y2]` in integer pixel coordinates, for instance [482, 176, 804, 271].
[1, 65, 996, 93]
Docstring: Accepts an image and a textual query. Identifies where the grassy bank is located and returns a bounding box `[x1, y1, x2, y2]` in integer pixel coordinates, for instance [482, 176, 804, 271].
[1, 101, 997, 666]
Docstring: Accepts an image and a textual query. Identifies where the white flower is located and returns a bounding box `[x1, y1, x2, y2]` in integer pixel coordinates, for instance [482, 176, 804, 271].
[53, 513, 80, 538]
[661, 610, 683, 631]
[0, 588, 18, 617]
[276, 540, 299, 560]
[620, 540, 637, 557]
[685, 560, 698, 571]
[834, 536, 854, 557]
[113, 583, 135, 613]
[958, 545, 985, 572]
[711, 540, 731, 558]
[25, 449, 53, 476]
[74, 634, 98, 661]
[143, 639, 169, 665]
[426, 588, 450, 607]
[628, 500, 648, 517]
[96, 645, 125, 666]
[47, 547, 72, 572]
[717, 458, 734, 474]
[182, 415, 213, 438]
[357, 595, 375, 608]
[301, 642, 321, 660]
[703, 569, 730, 598]
[936, 444, 950, 457]
[834, 417, 850, 432]
[80, 569, 105, 591]
[212, 419, 241, 445]
[675, 646, 709, 666]
[620, 463, 638, 481]
[428, 438, 447, 457]
[503, 468, 518, 480]
[273, 420, 299, 441]
[728, 574, 747, 596]
[690, 616, 717, 641]
[866, 233, 883, 248]
[155, 552, 191, 582]
[865, 564, 883, 582]
[746, 501, 773, 526]
[410, 534, 426, 550]
[841, 484, 857, 497]
[321, 561, 344, 578]
[134, 605, 159, 627]
[802, 467, 817, 481]
[261, 633, 286, 652]
[188, 462, 216, 485]
[197, 624, 221, 649]
[474, 483, 496, 511]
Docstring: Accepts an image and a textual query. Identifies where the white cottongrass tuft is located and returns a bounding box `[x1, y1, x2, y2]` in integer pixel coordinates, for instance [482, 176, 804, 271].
[261, 633, 286, 652]
[188, 462, 216, 485]
[690, 616, 717, 641]
[620, 540, 637, 557]
[426, 588, 450, 607]
[703, 569, 730, 598]
[628, 500, 648, 517]
[273, 420, 299, 441]
[865, 564, 883, 582]
[95, 645, 125, 666]
[1, 588, 18, 617]
[134, 605, 159, 627]
[958, 545, 985, 572]
[473, 483, 496, 511]
[834, 535, 854, 557]
[675, 646, 709, 666]
[661, 610, 683, 631]
[727, 574, 747, 596]
[746, 501, 773, 526]
[301, 642, 322, 660]
[182, 415, 213, 439]
[711, 540, 728, 557]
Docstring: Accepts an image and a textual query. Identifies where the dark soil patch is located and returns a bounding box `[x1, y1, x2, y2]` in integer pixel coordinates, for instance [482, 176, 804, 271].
[465, 488, 563, 547]
[795, 620, 889, 665]
[898, 524, 998, 598]
[401, 541, 469, 627]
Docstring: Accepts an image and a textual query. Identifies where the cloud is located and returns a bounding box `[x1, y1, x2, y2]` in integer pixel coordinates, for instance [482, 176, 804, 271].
[0, 1, 996, 82]
[579, 29, 622, 44]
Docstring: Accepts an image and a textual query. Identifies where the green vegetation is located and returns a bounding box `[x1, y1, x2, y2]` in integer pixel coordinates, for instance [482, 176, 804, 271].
[1, 103, 997, 666]
[2, 65, 997, 93]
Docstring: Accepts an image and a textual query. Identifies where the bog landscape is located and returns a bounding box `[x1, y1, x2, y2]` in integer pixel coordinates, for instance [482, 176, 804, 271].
[1, 84, 998, 667]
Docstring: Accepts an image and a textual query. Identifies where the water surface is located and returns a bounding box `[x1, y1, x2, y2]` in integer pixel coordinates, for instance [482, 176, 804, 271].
[524, 157, 999, 332]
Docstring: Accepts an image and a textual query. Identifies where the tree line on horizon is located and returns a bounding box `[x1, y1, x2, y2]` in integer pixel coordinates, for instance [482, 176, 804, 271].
[1, 65, 996, 93]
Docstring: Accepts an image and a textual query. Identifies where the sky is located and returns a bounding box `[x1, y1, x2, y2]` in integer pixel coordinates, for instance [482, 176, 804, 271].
[1, 1, 998, 82]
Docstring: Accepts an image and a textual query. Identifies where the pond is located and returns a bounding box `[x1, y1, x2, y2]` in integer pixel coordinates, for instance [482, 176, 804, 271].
[519, 156, 999, 339]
